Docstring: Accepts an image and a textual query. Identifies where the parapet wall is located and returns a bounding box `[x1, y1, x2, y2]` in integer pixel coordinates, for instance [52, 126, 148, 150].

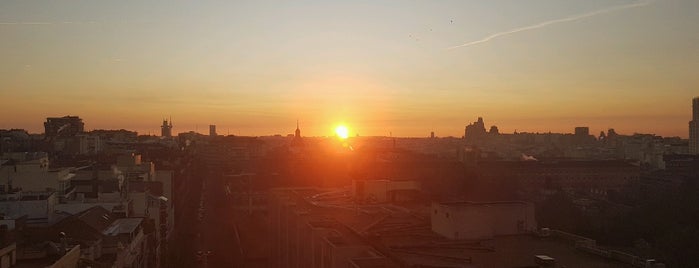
[550, 229, 664, 268]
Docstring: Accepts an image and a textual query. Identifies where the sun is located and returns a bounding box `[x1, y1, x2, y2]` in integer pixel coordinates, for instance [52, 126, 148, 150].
[335, 125, 349, 139]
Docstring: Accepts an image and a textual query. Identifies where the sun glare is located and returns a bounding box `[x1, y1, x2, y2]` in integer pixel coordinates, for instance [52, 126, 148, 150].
[335, 125, 349, 139]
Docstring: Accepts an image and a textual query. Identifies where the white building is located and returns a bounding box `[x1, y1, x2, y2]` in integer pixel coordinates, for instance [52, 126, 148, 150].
[0, 191, 58, 226]
[431, 201, 537, 240]
[0, 153, 74, 195]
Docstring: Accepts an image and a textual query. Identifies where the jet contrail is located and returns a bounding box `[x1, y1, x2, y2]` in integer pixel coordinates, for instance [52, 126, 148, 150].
[0, 21, 97, 26]
[447, 0, 653, 50]
[0, 22, 53, 25]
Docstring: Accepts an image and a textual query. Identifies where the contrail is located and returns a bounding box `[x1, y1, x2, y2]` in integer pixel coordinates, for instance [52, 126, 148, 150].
[0, 21, 97, 26]
[0, 22, 53, 25]
[447, 0, 653, 50]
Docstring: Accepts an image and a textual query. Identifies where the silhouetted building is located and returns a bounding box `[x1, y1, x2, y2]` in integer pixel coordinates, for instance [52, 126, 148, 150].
[464, 117, 487, 143]
[690, 97, 699, 154]
[430, 131, 435, 139]
[209, 125, 217, 137]
[489, 125, 499, 135]
[44, 116, 84, 137]
[477, 160, 639, 196]
[574, 127, 589, 136]
[572, 126, 595, 145]
[291, 120, 304, 147]
[160, 119, 172, 138]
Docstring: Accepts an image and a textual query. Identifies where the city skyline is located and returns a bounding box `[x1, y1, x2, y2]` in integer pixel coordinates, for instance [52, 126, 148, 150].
[5, 110, 697, 139]
[2, 0, 698, 137]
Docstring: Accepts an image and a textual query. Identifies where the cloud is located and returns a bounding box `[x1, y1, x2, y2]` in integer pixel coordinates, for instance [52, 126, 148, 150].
[447, 0, 654, 50]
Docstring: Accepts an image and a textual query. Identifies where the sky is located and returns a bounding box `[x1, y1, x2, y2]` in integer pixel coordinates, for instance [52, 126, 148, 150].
[1, 0, 697, 137]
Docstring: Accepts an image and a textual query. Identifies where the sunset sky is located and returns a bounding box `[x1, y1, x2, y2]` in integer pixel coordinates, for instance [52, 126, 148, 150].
[1, 0, 697, 137]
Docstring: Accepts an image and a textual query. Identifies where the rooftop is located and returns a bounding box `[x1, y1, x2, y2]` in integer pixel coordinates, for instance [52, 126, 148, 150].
[274, 187, 643, 268]
[477, 160, 638, 168]
[76, 206, 114, 232]
[102, 218, 143, 236]
[437, 200, 530, 206]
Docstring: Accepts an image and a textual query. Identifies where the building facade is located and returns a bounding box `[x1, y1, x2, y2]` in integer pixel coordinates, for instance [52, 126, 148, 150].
[44, 116, 84, 138]
[160, 119, 172, 138]
[431, 201, 537, 240]
[476, 160, 640, 196]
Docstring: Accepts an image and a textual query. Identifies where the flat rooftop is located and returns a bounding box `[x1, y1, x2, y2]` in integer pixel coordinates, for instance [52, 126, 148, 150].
[373, 219, 633, 267]
[102, 218, 143, 236]
[437, 200, 530, 206]
[275, 187, 640, 268]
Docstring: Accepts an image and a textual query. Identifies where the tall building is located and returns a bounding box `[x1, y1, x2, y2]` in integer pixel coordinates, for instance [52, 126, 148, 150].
[690, 97, 699, 154]
[464, 117, 487, 142]
[209, 125, 217, 137]
[574, 127, 590, 136]
[44, 116, 84, 137]
[161, 118, 173, 138]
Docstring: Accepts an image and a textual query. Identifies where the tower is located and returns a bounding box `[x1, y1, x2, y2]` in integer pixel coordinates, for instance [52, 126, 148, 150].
[161, 118, 173, 138]
[292, 120, 304, 146]
[209, 125, 217, 137]
[690, 97, 699, 154]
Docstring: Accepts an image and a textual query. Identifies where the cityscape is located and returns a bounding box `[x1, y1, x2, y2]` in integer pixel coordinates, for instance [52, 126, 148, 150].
[0, 97, 695, 267]
[2, 1, 699, 268]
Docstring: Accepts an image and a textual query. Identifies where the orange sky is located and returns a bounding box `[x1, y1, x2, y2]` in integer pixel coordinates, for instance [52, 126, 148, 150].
[1, 0, 697, 138]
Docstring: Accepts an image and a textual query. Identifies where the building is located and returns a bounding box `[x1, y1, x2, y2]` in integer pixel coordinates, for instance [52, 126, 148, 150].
[268, 187, 661, 268]
[0, 152, 75, 196]
[476, 160, 640, 197]
[290, 120, 304, 148]
[209, 125, 217, 137]
[101, 218, 146, 268]
[0, 129, 32, 153]
[690, 97, 699, 154]
[431, 201, 537, 240]
[160, 119, 172, 138]
[464, 117, 487, 142]
[0, 191, 59, 227]
[574, 127, 589, 136]
[44, 116, 84, 138]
